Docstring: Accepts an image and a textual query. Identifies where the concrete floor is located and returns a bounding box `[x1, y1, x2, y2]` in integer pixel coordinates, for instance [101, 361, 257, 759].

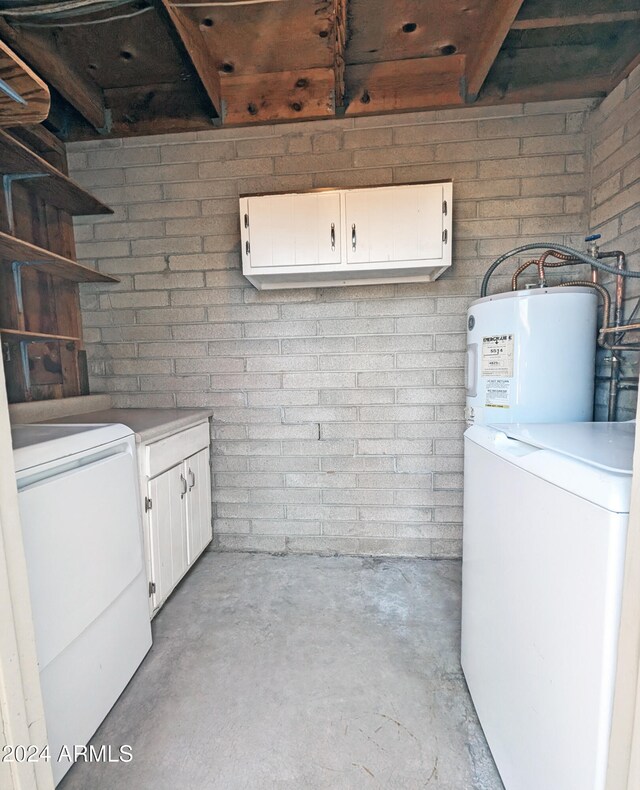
[60, 553, 504, 790]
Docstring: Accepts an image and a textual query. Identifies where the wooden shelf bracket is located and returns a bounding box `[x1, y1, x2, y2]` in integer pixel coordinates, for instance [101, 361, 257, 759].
[2, 171, 49, 233]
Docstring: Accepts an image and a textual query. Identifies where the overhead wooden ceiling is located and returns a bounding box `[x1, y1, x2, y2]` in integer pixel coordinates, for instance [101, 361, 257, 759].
[0, 0, 638, 140]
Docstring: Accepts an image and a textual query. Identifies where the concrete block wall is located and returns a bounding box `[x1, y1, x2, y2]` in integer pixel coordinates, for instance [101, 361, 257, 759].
[67, 98, 597, 558]
[587, 65, 640, 420]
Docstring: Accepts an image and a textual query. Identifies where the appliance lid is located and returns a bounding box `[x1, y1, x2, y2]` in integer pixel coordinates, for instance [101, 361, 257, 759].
[495, 421, 635, 474]
[12, 423, 133, 472]
[465, 422, 635, 513]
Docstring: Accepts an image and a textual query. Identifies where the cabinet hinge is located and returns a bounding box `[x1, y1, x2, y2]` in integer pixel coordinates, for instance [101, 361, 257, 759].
[145, 496, 152, 512]
[148, 581, 156, 597]
[442, 199, 448, 216]
[442, 229, 448, 243]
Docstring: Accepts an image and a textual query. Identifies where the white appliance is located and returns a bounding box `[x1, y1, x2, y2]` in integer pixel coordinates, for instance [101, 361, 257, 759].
[461, 421, 634, 790]
[465, 286, 598, 424]
[12, 423, 152, 785]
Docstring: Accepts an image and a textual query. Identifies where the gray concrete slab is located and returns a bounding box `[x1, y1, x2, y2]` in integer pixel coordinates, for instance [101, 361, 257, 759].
[59, 553, 504, 790]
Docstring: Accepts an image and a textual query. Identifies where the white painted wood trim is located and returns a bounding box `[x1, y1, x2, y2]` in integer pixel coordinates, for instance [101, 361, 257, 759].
[0, 365, 54, 790]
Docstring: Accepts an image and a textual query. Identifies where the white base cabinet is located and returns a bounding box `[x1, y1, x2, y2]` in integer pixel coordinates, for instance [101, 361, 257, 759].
[139, 421, 212, 616]
[240, 181, 452, 289]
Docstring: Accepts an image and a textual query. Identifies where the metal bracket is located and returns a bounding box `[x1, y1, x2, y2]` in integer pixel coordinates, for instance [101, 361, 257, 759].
[19, 340, 30, 391]
[95, 108, 113, 136]
[0, 77, 27, 106]
[3, 173, 50, 234]
[11, 261, 40, 314]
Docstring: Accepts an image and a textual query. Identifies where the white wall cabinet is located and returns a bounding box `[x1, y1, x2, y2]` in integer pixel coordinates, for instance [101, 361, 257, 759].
[240, 181, 452, 290]
[141, 421, 212, 616]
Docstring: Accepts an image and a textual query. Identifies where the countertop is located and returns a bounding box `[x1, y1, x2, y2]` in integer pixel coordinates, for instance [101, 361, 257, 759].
[41, 408, 213, 444]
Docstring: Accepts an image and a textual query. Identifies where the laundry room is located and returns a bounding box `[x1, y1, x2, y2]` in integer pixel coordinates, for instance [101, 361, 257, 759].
[0, 3, 639, 790]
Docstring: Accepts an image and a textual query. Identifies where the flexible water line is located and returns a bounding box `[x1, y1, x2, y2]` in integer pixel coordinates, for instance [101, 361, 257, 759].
[480, 242, 640, 298]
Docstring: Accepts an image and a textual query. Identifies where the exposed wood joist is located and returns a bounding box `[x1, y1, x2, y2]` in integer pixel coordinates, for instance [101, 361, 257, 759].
[512, 11, 640, 29]
[156, 0, 222, 120]
[480, 42, 614, 102]
[464, 0, 525, 102]
[0, 19, 108, 132]
[332, 0, 347, 110]
[0, 39, 49, 126]
[223, 67, 335, 125]
[345, 55, 466, 117]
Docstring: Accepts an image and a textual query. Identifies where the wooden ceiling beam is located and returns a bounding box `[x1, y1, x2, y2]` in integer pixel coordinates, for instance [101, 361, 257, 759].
[223, 68, 335, 126]
[512, 11, 640, 29]
[345, 55, 466, 117]
[464, 0, 525, 102]
[0, 19, 108, 132]
[156, 0, 222, 120]
[333, 0, 347, 111]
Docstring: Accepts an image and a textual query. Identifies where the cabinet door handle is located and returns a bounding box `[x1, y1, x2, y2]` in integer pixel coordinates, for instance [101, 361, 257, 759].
[351, 223, 357, 252]
[180, 473, 188, 499]
[245, 240, 250, 256]
[330, 222, 335, 251]
[188, 468, 196, 490]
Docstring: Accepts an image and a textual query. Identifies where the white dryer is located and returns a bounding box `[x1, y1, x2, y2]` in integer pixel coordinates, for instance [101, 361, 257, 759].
[461, 421, 634, 790]
[12, 423, 152, 785]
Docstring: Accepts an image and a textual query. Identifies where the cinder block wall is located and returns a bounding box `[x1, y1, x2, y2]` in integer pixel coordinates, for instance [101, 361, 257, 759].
[587, 66, 640, 420]
[68, 98, 597, 558]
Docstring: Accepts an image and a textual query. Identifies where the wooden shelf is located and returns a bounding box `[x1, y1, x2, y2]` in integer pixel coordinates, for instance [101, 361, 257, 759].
[0, 230, 119, 283]
[0, 40, 50, 127]
[1, 328, 80, 343]
[0, 129, 112, 216]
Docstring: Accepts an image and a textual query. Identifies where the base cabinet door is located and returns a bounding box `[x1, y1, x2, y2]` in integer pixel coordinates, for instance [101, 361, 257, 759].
[147, 464, 188, 611]
[186, 447, 212, 564]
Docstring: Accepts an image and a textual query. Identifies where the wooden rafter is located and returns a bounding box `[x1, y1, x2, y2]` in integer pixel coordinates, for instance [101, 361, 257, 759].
[156, 0, 222, 120]
[464, 0, 525, 102]
[345, 55, 466, 117]
[223, 67, 335, 125]
[512, 11, 640, 29]
[332, 0, 347, 110]
[0, 19, 108, 132]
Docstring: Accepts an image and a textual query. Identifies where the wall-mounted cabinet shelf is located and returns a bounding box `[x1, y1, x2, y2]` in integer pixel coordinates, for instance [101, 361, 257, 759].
[0, 328, 80, 343]
[0, 230, 118, 283]
[0, 40, 50, 127]
[240, 181, 453, 290]
[0, 129, 112, 216]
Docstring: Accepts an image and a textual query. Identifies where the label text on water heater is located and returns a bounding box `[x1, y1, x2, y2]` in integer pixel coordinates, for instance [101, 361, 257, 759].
[481, 334, 514, 378]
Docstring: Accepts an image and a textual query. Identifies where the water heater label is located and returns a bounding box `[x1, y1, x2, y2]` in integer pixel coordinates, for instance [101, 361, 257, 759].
[481, 334, 514, 377]
[485, 379, 511, 408]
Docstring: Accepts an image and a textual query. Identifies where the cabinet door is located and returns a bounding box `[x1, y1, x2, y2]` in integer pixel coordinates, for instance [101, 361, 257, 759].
[245, 192, 341, 268]
[345, 184, 444, 264]
[185, 447, 212, 564]
[147, 464, 188, 609]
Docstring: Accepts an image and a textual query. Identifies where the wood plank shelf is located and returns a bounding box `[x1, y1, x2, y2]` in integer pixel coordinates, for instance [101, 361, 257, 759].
[0, 129, 112, 216]
[0, 328, 80, 343]
[0, 230, 119, 283]
[0, 40, 50, 127]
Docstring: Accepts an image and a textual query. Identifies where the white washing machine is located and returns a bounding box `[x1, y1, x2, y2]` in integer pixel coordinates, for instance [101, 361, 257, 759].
[12, 423, 152, 785]
[461, 421, 635, 790]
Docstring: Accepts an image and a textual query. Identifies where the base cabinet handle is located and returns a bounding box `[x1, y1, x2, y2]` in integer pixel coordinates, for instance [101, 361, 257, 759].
[188, 469, 196, 490]
[180, 473, 187, 498]
[351, 223, 357, 251]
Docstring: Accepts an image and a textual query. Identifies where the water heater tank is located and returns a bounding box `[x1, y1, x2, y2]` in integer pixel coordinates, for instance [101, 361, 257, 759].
[466, 286, 598, 425]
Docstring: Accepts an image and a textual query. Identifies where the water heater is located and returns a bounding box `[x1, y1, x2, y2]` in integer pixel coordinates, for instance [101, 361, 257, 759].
[466, 286, 598, 425]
